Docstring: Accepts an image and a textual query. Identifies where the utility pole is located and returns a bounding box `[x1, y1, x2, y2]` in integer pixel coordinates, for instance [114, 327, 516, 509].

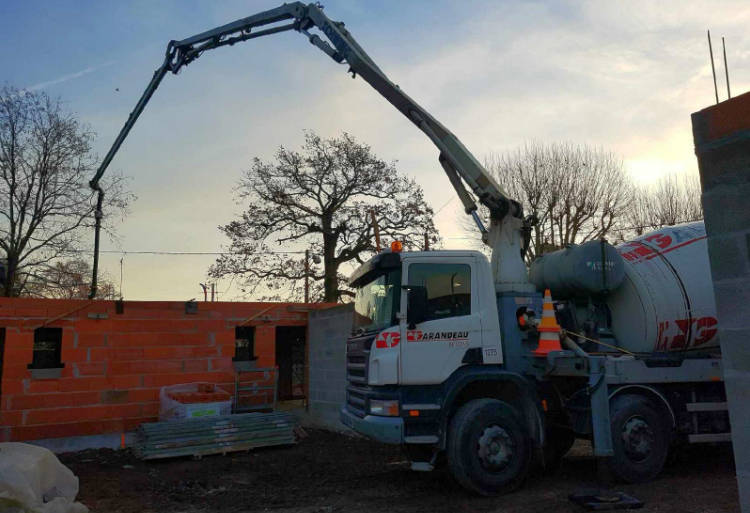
[211, 283, 215, 302]
[304, 249, 310, 303]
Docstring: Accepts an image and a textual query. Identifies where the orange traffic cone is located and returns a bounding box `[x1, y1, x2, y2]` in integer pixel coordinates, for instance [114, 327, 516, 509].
[533, 289, 563, 356]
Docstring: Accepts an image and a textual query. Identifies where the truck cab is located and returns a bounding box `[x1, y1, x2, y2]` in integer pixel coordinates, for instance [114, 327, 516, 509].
[341, 249, 537, 436]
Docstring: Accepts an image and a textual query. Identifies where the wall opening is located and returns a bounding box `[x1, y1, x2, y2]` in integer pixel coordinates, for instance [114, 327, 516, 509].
[233, 326, 257, 362]
[29, 327, 63, 369]
[275, 326, 306, 401]
[0, 327, 5, 403]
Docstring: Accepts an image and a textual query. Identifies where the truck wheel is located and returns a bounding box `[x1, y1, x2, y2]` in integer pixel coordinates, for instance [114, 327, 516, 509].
[447, 398, 531, 496]
[607, 395, 670, 483]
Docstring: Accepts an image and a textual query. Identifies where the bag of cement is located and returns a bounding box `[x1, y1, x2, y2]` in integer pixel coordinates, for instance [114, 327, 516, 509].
[158, 382, 232, 421]
[0, 442, 88, 513]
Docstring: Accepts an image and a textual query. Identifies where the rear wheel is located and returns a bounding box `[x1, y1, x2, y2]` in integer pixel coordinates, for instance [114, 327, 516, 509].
[607, 395, 670, 483]
[447, 398, 531, 496]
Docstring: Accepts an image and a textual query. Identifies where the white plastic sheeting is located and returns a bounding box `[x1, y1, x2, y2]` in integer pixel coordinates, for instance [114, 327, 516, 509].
[0, 443, 88, 513]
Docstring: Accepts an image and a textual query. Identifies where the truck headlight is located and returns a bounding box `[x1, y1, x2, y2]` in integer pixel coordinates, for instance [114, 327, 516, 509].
[369, 399, 399, 416]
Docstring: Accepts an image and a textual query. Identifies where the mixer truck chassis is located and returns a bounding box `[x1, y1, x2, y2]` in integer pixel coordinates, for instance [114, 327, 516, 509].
[342, 333, 728, 495]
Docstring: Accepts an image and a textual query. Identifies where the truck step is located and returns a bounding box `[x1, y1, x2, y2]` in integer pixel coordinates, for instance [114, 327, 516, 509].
[686, 401, 728, 412]
[404, 435, 439, 444]
[688, 433, 732, 443]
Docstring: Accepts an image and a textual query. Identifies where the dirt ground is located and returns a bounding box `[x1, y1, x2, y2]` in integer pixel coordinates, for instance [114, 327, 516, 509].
[59, 429, 740, 513]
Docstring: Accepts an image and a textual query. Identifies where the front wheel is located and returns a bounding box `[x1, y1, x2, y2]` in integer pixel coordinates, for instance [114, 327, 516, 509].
[447, 398, 531, 496]
[607, 394, 670, 483]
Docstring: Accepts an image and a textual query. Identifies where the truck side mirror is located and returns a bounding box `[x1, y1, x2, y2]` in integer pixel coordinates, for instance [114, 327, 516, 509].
[404, 285, 428, 329]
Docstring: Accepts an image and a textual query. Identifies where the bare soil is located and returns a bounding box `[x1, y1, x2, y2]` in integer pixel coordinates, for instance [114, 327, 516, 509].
[59, 429, 740, 513]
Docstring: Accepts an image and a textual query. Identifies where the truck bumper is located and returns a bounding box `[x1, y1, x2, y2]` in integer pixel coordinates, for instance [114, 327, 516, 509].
[340, 407, 404, 444]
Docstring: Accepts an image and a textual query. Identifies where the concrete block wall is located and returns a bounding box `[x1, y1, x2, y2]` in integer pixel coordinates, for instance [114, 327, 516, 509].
[0, 298, 330, 442]
[692, 90, 750, 511]
[306, 304, 353, 431]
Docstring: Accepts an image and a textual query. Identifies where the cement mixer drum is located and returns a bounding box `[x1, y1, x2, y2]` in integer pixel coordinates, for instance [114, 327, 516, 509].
[608, 221, 719, 353]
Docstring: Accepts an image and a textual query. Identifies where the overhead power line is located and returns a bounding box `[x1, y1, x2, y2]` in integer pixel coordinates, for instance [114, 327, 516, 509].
[63, 249, 307, 256]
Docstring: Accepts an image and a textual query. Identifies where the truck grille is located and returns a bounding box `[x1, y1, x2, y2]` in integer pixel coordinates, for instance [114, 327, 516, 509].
[345, 333, 375, 417]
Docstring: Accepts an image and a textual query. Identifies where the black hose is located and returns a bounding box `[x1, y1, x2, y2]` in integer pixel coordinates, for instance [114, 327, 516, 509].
[88, 186, 105, 299]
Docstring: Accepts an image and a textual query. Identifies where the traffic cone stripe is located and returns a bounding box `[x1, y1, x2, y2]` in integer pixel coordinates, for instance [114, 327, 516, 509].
[532, 289, 563, 356]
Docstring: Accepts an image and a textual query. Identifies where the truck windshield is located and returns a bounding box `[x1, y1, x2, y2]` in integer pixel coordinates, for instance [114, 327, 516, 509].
[353, 269, 401, 334]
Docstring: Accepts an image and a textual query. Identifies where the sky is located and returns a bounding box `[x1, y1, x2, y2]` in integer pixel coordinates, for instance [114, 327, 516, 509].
[1, 0, 748, 301]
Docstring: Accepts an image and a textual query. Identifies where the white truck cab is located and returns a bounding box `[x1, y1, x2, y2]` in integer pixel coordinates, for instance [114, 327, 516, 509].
[353, 249, 502, 388]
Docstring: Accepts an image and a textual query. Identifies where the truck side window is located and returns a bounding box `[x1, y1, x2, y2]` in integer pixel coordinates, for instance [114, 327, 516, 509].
[408, 263, 471, 320]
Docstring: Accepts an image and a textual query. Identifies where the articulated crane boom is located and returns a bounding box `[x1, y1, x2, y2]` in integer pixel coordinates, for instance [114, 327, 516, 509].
[88, 2, 533, 297]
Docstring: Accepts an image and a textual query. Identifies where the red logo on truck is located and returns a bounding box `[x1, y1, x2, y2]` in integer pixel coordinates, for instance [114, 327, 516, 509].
[374, 331, 400, 348]
[655, 316, 718, 350]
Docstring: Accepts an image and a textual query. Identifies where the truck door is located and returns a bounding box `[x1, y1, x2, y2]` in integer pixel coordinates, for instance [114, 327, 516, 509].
[400, 258, 481, 384]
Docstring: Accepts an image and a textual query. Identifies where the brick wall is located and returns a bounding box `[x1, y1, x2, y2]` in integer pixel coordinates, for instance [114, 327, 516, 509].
[0, 298, 331, 442]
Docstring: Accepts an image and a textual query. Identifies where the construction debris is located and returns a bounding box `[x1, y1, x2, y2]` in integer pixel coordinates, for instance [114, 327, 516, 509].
[133, 412, 297, 460]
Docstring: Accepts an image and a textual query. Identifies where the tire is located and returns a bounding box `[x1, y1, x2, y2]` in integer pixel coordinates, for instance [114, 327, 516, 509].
[447, 398, 531, 496]
[607, 394, 670, 483]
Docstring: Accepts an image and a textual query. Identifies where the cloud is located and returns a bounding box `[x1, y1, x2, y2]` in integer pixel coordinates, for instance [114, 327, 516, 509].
[24, 60, 116, 92]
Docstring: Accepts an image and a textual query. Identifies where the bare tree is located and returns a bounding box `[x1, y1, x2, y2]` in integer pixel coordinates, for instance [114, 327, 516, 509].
[23, 258, 118, 299]
[0, 85, 133, 296]
[625, 173, 703, 238]
[209, 131, 438, 302]
[471, 142, 632, 261]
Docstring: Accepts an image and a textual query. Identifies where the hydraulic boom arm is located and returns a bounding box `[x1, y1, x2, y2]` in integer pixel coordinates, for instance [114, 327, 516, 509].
[88, 2, 531, 298]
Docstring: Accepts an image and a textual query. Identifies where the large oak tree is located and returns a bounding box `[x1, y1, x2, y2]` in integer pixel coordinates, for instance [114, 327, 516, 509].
[210, 131, 438, 302]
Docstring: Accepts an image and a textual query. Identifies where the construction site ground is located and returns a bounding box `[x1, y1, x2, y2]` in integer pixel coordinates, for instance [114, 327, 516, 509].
[59, 428, 740, 513]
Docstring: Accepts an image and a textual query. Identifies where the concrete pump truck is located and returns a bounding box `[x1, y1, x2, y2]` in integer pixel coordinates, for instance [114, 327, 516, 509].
[90, 3, 729, 496]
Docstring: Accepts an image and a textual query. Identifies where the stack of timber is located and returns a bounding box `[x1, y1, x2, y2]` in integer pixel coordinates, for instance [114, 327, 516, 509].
[134, 412, 297, 460]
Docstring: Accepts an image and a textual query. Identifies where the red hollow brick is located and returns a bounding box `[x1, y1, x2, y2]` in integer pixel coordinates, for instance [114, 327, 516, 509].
[11, 391, 100, 410]
[3, 365, 30, 380]
[61, 347, 89, 362]
[25, 403, 142, 425]
[110, 375, 143, 389]
[209, 358, 234, 372]
[88, 347, 111, 361]
[26, 380, 59, 394]
[183, 359, 209, 372]
[128, 388, 160, 403]
[1, 379, 26, 395]
[58, 377, 109, 392]
[76, 333, 107, 347]
[110, 360, 183, 375]
[0, 411, 24, 427]
[141, 402, 160, 417]
[112, 347, 144, 360]
[3, 348, 34, 363]
[74, 361, 107, 377]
